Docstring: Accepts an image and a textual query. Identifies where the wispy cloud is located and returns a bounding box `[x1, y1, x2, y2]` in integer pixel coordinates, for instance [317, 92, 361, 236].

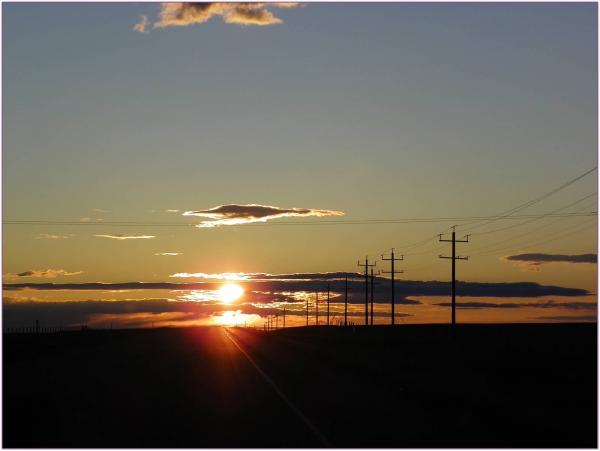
[154, 252, 182, 256]
[35, 233, 73, 240]
[4, 269, 83, 280]
[503, 253, 597, 272]
[133, 14, 150, 33]
[183, 204, 345, 227]
[134, 2, 298, 32]
[170, 272, 252, 280]
[165, 209, 180, 213]
[169, 271, 362, 281]
[80, 217, 103, 222]
[95, 234, 156, 240]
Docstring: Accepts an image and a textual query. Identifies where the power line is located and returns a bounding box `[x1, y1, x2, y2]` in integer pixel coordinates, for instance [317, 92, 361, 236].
[460, 166, 597, 233]
[469, 209, 596, 256]
[469, 193, 597, 237]
[472, 216, 596, 258]
[3, 212, 594, 227]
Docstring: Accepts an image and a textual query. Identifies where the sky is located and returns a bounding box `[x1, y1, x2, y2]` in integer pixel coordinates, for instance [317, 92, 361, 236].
[2, 2, 597, 328]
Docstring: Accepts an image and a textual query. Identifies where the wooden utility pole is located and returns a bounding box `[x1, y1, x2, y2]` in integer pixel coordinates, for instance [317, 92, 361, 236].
[358, 257, 377, 325]
[370, 268, 380, 326]
[439, 226, 470, 326]
[306, 296, 309, 326]
[326, 283, 331, 326]
[382, 248, 404, 325]
[344, 276, 348, 327]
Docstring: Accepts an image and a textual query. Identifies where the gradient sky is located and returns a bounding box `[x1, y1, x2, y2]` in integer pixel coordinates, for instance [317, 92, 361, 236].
[2, 2, 597, 327]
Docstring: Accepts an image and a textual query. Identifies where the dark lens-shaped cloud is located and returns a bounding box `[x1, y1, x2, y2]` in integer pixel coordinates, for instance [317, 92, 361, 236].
[182, 204, 344, 227]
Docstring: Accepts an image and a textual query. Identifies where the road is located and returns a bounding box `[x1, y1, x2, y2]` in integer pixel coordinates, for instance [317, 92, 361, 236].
[4, 323, 597, 447]
[4, 326, 324, 447]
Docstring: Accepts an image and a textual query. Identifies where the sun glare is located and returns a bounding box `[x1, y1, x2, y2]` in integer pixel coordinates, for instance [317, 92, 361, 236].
[218, 283, 244, 304]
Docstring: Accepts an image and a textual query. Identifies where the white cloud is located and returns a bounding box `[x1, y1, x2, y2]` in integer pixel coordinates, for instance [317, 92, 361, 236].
[95, 234, 156, 240]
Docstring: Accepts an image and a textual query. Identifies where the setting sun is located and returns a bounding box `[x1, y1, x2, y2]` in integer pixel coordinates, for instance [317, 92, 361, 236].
[218, 283, 244, 304]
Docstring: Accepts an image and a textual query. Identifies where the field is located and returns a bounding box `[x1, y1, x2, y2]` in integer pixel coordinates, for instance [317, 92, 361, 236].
[4, 323, 597, 447]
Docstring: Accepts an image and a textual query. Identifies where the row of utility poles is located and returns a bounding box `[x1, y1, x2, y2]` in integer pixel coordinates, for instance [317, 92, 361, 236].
[305, 282, 338, 326]
[355, 226, 469, 327]
[357, 248, 403, 326]
[266, 226, 470, 330]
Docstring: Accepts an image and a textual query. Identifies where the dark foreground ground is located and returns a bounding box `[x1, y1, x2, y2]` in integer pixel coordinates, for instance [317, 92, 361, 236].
[4, 323, 597, 447]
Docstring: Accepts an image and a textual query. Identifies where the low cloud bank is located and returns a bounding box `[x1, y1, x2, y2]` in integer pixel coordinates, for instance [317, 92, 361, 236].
[435, 301, 597, 310]
[4, 274, 590, 300]
[503, 253, 597, 272]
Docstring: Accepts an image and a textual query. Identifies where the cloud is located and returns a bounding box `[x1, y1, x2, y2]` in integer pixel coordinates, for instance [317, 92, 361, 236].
[503, 253, 597, 272]
[80, 217, 103, 222]
[165, 209, 180, 213]
[182, 204, 345, 227]
[136, 2, 297, 31]
[133, 14, 150, 33]
[435, 301, 597, 310]
[154, 252, 182, 256]
[35, 234, 73, 240]
[94, 234, 156, 240]
[4, 274, 590, 302]
[171, 272, 253, 280]
[3, 269, 83, 280]
[534, 315, 597, 322]
[92, 208, 110, 213]
[169, 271, 362, 281]
[1, 298, 410, 329]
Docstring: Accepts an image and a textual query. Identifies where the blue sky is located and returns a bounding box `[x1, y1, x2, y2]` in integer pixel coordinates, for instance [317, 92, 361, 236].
[2, 2, 597, 293]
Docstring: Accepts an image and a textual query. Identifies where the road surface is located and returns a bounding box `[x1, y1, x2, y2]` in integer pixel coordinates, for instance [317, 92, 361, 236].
[4, 327, 324, 447]
[4, 323, 597, 447]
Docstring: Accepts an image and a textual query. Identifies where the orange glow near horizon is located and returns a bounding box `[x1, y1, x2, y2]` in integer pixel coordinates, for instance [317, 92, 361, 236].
[215, 310, 260, 326]
[218, 283, 244, 304]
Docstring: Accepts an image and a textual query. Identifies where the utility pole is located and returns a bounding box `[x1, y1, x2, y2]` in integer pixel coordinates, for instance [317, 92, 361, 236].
[306, 296, 309, 326]
[358, 257, 377, 325]
[382, 248, 404, 325]
[439, 226, 470, 326]
[326, 283, 331, 326]
[283, 306, 286, 328]
[315, 292, 319, 325]
[344, 276, 348, 327]
[370, 268, 380, 326]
